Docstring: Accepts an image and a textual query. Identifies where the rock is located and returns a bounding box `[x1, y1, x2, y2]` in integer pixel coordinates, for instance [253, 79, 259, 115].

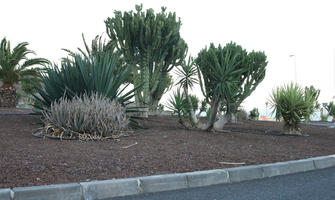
[214, 116, 228, 130]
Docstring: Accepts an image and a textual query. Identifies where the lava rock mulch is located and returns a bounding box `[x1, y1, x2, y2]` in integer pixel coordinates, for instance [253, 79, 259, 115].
[1, 112, 335, 188]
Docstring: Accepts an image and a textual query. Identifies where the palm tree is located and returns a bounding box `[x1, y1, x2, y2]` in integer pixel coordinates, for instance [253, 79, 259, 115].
[0, 37, 49, 106]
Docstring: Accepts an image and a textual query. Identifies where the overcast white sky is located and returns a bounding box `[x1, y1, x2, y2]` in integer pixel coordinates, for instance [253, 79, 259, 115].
[1, 0, 335, 114]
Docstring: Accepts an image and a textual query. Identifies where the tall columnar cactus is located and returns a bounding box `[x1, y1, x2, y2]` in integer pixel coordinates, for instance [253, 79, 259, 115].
[105, 4, 187, 116]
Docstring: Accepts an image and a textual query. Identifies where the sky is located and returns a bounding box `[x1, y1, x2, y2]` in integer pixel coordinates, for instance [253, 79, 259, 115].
[1, 0, 335, 115]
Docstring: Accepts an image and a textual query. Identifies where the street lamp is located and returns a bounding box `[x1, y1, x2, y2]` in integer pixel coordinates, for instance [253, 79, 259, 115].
[289, 55, 297, 82]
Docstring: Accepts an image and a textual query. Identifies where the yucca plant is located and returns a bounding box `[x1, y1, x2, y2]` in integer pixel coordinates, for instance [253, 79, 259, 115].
[175, 56, 199, 126]
[43, 93, 129, 140]
[32, 52, 141, 128]
[269, 83, 313, 134]
[166, 88, 188, 127]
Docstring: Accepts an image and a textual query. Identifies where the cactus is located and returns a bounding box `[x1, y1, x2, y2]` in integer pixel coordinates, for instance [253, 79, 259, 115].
[105, 4, 187, 116]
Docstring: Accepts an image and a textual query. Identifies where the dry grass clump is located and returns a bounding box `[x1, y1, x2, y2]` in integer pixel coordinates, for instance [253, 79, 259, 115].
[42, 93, 129, 140]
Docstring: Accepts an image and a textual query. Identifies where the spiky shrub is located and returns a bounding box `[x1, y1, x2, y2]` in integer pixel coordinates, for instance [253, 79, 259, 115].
[184, 95, 199, 114]
[249, 108, 259, 120]
[42, 93, 129, 140]
[304, 86, 320, 122]
[326, 101, 335, 122]
[32, 52, 141, 128]
[269, 83, 313, 134]
[166, 88, 188, 127]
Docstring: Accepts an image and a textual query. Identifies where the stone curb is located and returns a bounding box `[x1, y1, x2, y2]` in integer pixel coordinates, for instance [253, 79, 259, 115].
[1, 155, 335, 200]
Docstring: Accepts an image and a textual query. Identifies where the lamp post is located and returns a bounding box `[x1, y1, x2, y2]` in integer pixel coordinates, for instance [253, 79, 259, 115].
[289, 55, 297, 82]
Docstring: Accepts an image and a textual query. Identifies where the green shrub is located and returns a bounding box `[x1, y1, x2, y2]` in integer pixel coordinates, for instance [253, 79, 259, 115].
[42, 93, 128, 140]
[157, 104, 164, 112]
[206, 107, 212, 119]
[304, 86, 320, 122]
[249, 108, 259, 120]
[184, 95, 199, 114]
[166, 88, 187, 127]
[326, 101, 335, 120]
[269, 83, 313, 134]
[321, 114, 328, 122]
[32, 52, 141, 128]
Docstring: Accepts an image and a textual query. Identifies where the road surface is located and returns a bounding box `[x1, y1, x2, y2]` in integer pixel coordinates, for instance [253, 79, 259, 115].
[110, 167, 335, 200]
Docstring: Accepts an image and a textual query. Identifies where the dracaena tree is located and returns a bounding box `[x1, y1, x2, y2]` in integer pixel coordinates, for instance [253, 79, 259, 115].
[105, 4, 187, 116]
[221, 50, 267, 122]
[196, 42, 248, 131]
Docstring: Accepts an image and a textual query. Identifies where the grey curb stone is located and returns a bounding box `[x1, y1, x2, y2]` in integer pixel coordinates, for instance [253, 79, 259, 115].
[313, 156, 335, 169]
[261, 159, 315, 178]
[0, 189, 11, 200]
[13, 183, 82, 200]
[227, 165, 263, 182]
[185, 169, 229, 188]
[81, 178, 140, 200]
[2, 155, 335, 200]
[139, 174, 188, 193]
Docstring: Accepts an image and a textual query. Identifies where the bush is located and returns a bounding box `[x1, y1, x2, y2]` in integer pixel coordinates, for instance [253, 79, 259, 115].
[326, 101, 335, 118]
[157, 104, 164, 112]
[304, 86, 320, 122]
[32, 52, 141, 128]
[42, 93, 129, 140]
[321, 114, 328, 122]
[249, 108, 259, 120]
[166, 88, 188, 127]
[269, 83, 313, 134]
[184, 95, 199, 114]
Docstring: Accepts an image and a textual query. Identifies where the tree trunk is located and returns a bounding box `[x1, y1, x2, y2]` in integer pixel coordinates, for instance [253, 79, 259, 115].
[149, 99, 159, 115]
[227, 113, 237, 124]
[184, 86, 198, 127]
[202, 97, 220, 131]
[0, 87, 17, 107]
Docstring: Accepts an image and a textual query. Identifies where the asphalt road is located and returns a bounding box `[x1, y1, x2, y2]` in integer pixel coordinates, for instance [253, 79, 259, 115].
[110, 167, 335, 200]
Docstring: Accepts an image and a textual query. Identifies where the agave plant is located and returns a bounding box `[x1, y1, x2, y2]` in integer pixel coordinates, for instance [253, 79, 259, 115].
[43, 93, 129, 140]
[32, 52, 141, 128]
[269, 83, 313, 134]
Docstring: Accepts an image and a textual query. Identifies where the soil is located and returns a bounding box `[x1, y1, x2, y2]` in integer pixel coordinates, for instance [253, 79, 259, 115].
[1, 109, 335, 188]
